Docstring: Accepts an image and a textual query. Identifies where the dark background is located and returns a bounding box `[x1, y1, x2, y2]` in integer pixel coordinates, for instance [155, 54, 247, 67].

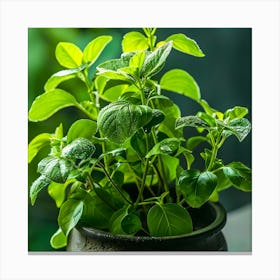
[28, 28, 251, 251]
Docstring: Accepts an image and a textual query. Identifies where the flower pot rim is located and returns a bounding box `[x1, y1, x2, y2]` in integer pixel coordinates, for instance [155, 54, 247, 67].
[77, 202, 227, 242]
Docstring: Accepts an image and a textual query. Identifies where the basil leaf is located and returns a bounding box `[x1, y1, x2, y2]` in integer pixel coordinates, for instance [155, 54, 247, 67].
[122, 31, 149, 52]
[58, 199, 84, 236]
[224, 106, 248, 120]
[186, 136, 209, 150]
[166, 33, 205, 57]
[130, 129, 147, 158]
[28, 89, 78, 121]
[29, 175, 51, 205]
[28, 133, 52, 163]
[217, 118, 251, 142]
[160, 69, 201, 101]
[156, 97, 182, 138]
[147, 203, 193, 237]
[80, 192, 114, 229]
[121, 213, 142, 235]
[146, 138, 181, 158]
[67, 119, 97, 143]
[48, 181, 68, 208]
[224, 162, 251, 191]
[61, 138, 95, 160]
[178, 170, 217, 208]
[55, 42, 83, 68]
[38, 156, 73, 183]
[97, 101, 153, 144]
[50, 228, 67, 249]
[44, 64, 86, 91]
[83, 35, 112, 66]
[175, 116, 210, 130]
[141, 41, 173, 78]
[143, 109, 165, 131]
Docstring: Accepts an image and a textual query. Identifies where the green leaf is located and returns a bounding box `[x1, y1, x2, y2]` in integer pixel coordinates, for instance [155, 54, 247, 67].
[166, 33, 205, 57]
[147, 203, 193, 237]
[55, 42, 83, 68]
[146, 138, 181, 158]
[58, 199, 84, 236]
[160, 155, 180, 182]
[50, 228, 67, 249]
[175, 116, 210, 130]
[110, 207, 128, 234]
[224, 106, 249, 120]
[196, 112, 216, 127]
[160, 69, 201, 101]
[156, 97, 182, 138]
[98, 148, 127, 162]
[225, 162, 251, 191]
[97, 58, 133, 82]
[130, 129, 147, 158]
[44, 64, 86, 91]
[38, 156, 73, 183]
[29, 175, 51, 205]
[67, 119, 97, 143]
[199, 99, 223, 119]
[129, 51, 146, 68]
[186, 136, 209, 150]
[80, 192, 114, 229]
[54, 123, 64, 139]
[143, 109, 165, 131]
[48, 181, 68, 208]
[218, 118, 251, 142]
[62, 138, 95, 160]
[83, 35, 112, 66]
[122, 31, 149, 52]
[222, 167, 243, 186]
[97, 101, 153, 144]
[121, 213, 142, 235]
[141, 41, 173, 78]
[178, 170, 217, 208]
[28, 133, 52, 163]
[28, 89, 78, 122]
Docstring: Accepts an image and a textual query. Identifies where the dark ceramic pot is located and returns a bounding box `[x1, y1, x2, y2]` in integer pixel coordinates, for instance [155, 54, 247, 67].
[67, 202, 227, 252]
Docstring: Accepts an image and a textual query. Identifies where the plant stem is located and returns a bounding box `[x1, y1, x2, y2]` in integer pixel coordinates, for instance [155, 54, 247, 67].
[98, 162, 132, 205]
[87, 176, 116, 210]
[207, 130, 223, 171]
[135, 158, 150, 208]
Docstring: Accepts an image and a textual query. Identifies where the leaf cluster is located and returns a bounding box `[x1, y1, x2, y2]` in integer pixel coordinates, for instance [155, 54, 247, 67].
[28, 28, 252, 249]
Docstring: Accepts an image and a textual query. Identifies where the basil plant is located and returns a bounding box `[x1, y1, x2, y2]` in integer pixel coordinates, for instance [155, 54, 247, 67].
[28, 28, 251, 249]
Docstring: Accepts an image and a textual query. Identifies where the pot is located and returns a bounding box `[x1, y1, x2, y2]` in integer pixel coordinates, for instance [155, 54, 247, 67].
[67, 202, 227, 251]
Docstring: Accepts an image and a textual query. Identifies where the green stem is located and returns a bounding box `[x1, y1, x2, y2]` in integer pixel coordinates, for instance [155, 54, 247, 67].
[98, 163, 132, 205]
[135, 158, 150, 207]
[207, 130, 223, 171]
[87, 176, 116, 210]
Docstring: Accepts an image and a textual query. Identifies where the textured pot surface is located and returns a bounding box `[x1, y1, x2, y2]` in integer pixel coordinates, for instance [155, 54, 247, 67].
[67, 202, 227, 252]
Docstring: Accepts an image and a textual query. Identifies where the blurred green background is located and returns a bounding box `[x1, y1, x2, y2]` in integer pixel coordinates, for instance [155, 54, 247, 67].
[28, 28, 251, 251]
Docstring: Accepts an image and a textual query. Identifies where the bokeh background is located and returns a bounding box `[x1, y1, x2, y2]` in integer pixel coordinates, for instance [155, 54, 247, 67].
[28, 28, 251, 251]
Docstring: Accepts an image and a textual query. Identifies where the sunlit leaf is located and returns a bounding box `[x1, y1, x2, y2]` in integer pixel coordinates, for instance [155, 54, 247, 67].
[28, 133, 52, 163]
[122, 31, 149, 52]
[28, 89, 78, 121]
[83, 35, 112, 66]
[160, 69, 200, 101]
[55, 42, 83, 68]
[166, 33, 205, 57]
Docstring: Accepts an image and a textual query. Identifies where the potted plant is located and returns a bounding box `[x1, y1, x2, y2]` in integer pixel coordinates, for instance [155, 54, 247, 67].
[28, 28, 251, 251]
